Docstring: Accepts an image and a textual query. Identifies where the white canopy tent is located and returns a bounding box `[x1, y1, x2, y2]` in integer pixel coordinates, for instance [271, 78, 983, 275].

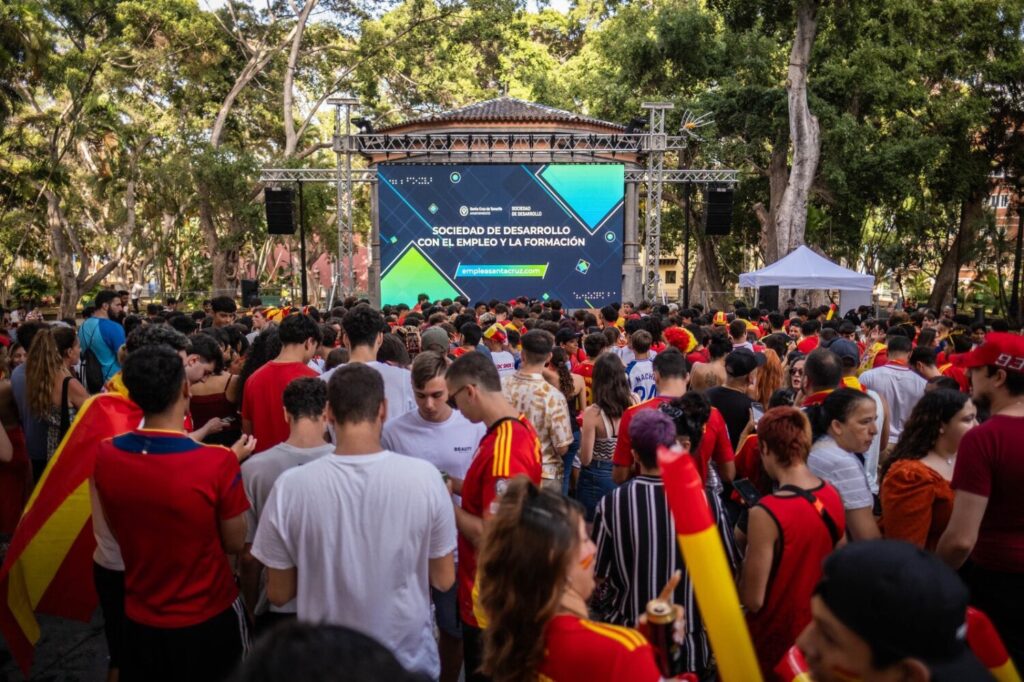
[739, 245, 875, 312]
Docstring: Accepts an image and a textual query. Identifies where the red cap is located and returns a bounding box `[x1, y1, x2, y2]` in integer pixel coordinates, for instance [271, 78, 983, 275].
[952, 333, 1024, 373]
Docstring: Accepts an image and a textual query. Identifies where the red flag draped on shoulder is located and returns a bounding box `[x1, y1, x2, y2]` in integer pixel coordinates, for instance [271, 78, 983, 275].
[0, 393, 141, 675]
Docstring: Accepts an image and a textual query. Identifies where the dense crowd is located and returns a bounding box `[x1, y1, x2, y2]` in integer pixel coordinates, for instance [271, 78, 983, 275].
[0, 290, 1022, 681]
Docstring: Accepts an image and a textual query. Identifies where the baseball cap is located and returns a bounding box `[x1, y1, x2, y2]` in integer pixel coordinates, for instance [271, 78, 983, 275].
[483, 324, 507, 344]
[826, 338, 860, 366]
[815, 540, 991, 681]
[952, 332, 1024, 373]
[555, 327, 581, 344]
[724, 348, 766, 377]
[421, 326, 451, 352]
[712, 311, 728, 326]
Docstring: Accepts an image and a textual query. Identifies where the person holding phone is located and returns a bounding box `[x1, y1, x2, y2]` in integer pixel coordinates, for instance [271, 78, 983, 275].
[190, 329, 243, 447]
[739, 407, 845, 677]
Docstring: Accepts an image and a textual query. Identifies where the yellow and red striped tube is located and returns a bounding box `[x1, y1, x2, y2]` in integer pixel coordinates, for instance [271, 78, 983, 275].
[774, 645, 813, 682]
[657, 445, 763, 682]
[967, 607, 1022, 682]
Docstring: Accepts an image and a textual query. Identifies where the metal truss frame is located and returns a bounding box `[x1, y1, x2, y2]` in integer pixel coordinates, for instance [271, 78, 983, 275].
[259, 103, 738, 303]
[259, 167, 739, 185]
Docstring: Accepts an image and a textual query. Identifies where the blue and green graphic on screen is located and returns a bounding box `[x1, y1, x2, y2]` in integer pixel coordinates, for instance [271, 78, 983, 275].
[379, 164, 624, 308]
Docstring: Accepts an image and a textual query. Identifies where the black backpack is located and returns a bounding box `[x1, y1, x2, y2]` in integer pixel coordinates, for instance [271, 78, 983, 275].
[80, 325, 106, 394]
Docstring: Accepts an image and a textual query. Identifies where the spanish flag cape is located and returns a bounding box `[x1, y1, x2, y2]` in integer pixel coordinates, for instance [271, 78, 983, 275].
[0, 393, 142, 675]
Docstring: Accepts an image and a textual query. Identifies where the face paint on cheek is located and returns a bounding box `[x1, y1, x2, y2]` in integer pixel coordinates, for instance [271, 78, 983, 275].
[579, 553, 595, 570]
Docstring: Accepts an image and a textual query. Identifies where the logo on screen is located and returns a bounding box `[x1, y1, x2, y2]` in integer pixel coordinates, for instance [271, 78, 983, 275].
[459, 206, 469, 217]
[450, 172, 462, 184]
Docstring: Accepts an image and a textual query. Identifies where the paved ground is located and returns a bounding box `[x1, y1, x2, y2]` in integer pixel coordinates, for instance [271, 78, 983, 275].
[0, 613, 107, 682]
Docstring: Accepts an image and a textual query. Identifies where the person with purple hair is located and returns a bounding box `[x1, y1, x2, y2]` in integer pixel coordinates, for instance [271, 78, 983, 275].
[591, 408, 713, 677]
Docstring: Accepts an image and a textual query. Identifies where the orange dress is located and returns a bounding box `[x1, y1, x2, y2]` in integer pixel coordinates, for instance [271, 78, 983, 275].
[880, 459, 954, 551]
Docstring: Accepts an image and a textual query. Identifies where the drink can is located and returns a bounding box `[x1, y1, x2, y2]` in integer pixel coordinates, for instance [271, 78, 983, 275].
[645, 598, 680, 677]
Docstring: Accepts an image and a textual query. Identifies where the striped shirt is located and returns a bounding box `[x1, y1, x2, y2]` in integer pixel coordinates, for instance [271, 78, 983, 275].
[592, 475, 739, 676]
[808, 436, 873, 511]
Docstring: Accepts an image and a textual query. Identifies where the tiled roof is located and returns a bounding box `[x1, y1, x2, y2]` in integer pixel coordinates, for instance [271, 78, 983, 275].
[377, 96, 625, 132]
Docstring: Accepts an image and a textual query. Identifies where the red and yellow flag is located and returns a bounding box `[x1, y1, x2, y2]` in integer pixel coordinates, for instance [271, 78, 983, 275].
[0, 393, 141, 675]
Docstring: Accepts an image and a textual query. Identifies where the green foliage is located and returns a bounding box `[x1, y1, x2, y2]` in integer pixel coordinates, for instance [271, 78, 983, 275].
[10, 271, 51, 303]
[1, 0, 1022, 310]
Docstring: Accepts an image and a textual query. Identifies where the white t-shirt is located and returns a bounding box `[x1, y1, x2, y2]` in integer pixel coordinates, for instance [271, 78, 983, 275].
[381, 409, 484, 481]
[614, 346, 636, 365]
[90, 479, 124, 571]
[251, 451, 456, 678]
[862, 388, 886, 494]
[321, 361, 415, 423]
[859, 363, 926, 440]
[490, 350, 516, 378]
[625, 358, 658, 402]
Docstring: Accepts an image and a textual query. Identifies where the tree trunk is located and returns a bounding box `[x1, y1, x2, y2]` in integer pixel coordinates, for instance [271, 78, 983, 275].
[283, 0, 318, 157]
[46, 189, 81, 318]
[45, 188, 120, 317]
[690, 228, 728, 309]
[927, 193, 986, 311]
[204, 22, 301, 296]
[755, 133, 791, 263]
[772, 0, 821, 261]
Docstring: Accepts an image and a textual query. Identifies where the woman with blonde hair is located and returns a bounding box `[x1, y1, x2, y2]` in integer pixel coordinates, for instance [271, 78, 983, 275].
[477, 478, 666, 682]
[26, 325, 89, 460]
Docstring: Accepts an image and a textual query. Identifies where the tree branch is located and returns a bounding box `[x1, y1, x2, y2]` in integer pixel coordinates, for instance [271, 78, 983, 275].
[293, 8, 460, 144]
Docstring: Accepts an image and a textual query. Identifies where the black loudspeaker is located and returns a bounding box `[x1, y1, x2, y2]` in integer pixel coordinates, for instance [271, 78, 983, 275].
[758, 286, 779, 312]
[241, 279, 260, 306]
[704, 189, 734, 236]
[265, 188, 295, 235]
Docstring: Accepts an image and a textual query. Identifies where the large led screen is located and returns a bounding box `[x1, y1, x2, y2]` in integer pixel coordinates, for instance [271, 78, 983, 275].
[378, 163, 624, 308]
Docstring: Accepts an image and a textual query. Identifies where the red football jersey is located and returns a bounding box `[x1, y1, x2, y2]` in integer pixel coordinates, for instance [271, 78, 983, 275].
[241, 361, 317, 453]
[537, 615, 661, 682]
[572, 362, 596, 405]
[94, 429, 249, 628]
[613, 398, 733, 482]
[458, 416, 542, 626]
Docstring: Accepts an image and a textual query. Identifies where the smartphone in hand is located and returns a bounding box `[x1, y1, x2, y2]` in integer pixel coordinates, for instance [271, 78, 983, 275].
[733, 478, 762, 507]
